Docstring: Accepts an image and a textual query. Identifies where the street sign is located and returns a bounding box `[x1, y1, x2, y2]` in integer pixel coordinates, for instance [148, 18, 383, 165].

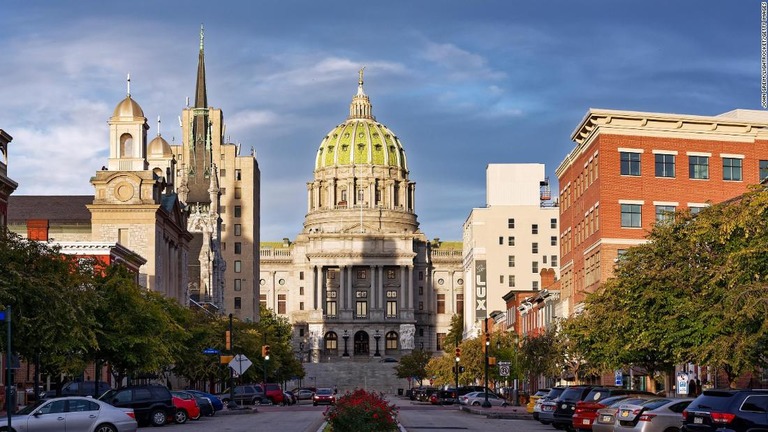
[202, 348, 220, 355]
[677, 372, 689, 395]
[615, 370, 623, 386]
[498, 364, 510, 377]
[229, 354, 252, 375]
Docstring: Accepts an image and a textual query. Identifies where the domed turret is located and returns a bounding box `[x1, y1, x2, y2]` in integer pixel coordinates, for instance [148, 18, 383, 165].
[148, 135, 172, 158]
[112, 95, 145, 119]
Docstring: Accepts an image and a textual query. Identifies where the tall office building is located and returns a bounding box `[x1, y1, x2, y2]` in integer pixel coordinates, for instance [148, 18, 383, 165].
[462, 163, 559, 337]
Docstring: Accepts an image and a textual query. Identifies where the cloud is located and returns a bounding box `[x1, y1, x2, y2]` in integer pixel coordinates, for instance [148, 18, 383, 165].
[421, 41, 507, 81]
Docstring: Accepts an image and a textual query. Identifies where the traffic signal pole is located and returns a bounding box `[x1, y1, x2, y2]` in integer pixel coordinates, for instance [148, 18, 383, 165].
[454, 333, 460, 405]
[228, 314, 235, 409]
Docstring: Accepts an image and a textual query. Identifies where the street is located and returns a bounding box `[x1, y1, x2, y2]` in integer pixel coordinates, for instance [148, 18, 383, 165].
[151, 397, 555, 432]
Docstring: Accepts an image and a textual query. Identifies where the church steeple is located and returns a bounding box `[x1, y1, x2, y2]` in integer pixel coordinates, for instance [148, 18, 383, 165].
[194, 24, 208, 109]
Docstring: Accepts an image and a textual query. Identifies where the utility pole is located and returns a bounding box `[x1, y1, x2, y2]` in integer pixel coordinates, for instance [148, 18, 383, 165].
[454, 333, 460, 404]
[482, 319, 491, 408]
[227, 313, 235, 408]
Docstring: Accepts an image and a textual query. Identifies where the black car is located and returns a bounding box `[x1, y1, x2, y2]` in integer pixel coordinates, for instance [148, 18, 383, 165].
[99, 384, 176, 426]
[552, 385, 595, 430]
[172, 390, 214, 417]
[681, 388, 768, 432]
[43, 381, 112, 399]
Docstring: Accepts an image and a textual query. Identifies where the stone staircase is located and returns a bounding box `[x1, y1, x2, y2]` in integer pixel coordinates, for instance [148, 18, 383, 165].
[289, 358, 411, 395]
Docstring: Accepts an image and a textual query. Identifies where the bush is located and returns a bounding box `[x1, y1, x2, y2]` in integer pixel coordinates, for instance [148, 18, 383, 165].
[324, 389, 399, 432]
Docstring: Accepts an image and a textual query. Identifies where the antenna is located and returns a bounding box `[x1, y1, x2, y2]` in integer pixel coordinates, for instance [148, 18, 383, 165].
[126, 73, 131, 96]
[157, 116, 161, 136]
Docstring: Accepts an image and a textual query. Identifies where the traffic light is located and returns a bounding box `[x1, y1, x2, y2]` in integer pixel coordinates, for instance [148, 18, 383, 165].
[459, 366, 465, 373]
[225, 330, 231, 350]
[484, 333, 490, 353]
[455, 347, 461, 360]
[262, 344, 271, 360]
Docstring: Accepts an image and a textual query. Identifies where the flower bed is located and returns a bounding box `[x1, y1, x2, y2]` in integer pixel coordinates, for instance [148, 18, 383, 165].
[324, 389, 399, 432]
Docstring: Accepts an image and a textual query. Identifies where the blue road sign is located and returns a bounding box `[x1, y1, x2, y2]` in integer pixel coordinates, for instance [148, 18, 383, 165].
[202, 348, 220, 355]
[0, 312, 6, 321]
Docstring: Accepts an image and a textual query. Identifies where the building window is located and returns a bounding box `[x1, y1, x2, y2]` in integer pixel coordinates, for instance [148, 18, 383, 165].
[234, 260, 242, 273]
[357, 269, 367, 279]
[655, 153, 675, 178]
[499, 236, 503, 245]
[299, 286, 304, 295]
[760, 160, 768, 181]
[437, 294, 445, 313]
[550, 218, 557, 229]
[325, 332, 338, 350]
[543, 255, 547, 264]
[221, 242, 226, 251]
[550, 236, 557, 246]
[723, 158, 743, 181]
[418, 271, 424, 281]
[418, 286, 423, 295]
[508, 255, 515, 267]
[690, 206, 705, 215]
[499, 275, 504, 284]
[508, 236, 515, 246]
[278, 294, 286, 314]
[220, 188, 226, 195]
[234, 279, 242, 291]
[356, 301, 368, 317]
[655, 205, 676, 222]
[436, 333, 446, 351]
[220, 168, 226, 177]
[221, 224, 226, 232]
[387, 269, 396, 279]
[234, 224, 242, 236]
[235, 169, 242, 181]
[532, 224, 538, 234]
[532, 262, 539, 273]
[689, 156, 709, 179]
[260, 294, 267, 308]
[326, 301, 337, 317]
[620, 152, 641, 176]
[234, 242, 242, 254]
[508, 218, 515, 229]
[387, 301, 397, 317]
[532, 281, 539, 290]
[456, 294, 464, 312]
[621, 204, 642, 228]
[532, 242, 538, 253]
[508, 275, 515, 287]
[551, 255, 558, 267]
[235, 187, 242, 199]
[234, 205, 242, 217]
[385, 331, 398, 350]
[234, 297, 241, 309]
[298, 302, 303, 310]
[220, 206, 227, 214]
[299, 271, 304, 280]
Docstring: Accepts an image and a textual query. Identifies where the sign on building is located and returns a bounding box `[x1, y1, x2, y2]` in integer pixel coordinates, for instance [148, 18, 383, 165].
[475, 261, 487, 319]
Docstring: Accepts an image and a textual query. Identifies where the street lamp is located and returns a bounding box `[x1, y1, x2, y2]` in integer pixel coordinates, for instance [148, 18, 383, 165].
[342, 330, 350, 357]
[373, 330, 381, 357]
[482, 332, 491, 408]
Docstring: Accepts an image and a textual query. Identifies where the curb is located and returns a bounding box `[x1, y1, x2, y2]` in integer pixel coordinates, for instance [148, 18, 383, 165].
[220, 406, 258, 415]
[459, 405, 533, 420]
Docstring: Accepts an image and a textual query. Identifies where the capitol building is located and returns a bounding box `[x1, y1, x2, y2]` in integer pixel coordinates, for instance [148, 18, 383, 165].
[260, 71, 464, 362]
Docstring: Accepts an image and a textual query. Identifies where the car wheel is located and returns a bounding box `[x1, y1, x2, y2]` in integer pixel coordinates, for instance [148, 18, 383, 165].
[174, 409, 188, 424]
[94, 424, 118, 432]
[501, 402, 508, 407]
[150, 409, 167, 426]
[472, 401, 480, 406]
[190, 409, 201, 420]
[252, 397, 261, 405]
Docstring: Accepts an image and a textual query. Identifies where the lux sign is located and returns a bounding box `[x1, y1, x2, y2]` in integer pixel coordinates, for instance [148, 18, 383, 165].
[475, 261, 487, 319]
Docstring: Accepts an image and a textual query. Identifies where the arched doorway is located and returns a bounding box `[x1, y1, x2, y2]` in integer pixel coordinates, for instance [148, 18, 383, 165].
[353, 331, 369, 356]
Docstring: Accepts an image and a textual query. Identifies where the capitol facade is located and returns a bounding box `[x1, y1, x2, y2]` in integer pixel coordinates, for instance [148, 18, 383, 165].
[259, 71, 464, 362]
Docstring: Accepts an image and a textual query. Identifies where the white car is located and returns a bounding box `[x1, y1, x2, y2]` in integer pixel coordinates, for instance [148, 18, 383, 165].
[3, 396, 138, 432]
[459, 391, 508, 407]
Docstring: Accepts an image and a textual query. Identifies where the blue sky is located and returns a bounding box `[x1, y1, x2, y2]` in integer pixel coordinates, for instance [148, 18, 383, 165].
[1, 1, 761, 241]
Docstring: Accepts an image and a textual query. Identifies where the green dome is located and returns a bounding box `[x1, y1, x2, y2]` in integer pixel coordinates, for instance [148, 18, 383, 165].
[315, 120, 406, 170]
[314, 70, 407, 171]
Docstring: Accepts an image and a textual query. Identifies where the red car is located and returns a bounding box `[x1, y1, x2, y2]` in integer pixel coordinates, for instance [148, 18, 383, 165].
[172, 394, 201, 424]
[313, 388, 336, 406]
[260, 383, 285, 405]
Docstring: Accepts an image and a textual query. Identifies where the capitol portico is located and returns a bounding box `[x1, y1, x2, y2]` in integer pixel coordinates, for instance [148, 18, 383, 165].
[260, 71, 464, 362]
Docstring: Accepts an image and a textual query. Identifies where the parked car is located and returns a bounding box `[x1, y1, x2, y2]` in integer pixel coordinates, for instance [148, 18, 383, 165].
[537, 386, 566, 423]
[614, 397, 692, 432]
[573, 390, 658, 431]
[217, 385, 266, 405]
[294, 388, 315, 401]
[2, 396, 138, 432]
[430, 389, 457, 405]
[681, 389, 768, 432]
[283, 390, 297, 405]
[460, 391, 508, 407]
[99, 384, 176, 427]
[172, 391, 210, 420]
[42, 381, 112, 399]
[170, 392, 200, 424]
[527, 388, 550, 414]
[415, 387, 438, 402]
[184, 389, 222, 413]
[262, 383, 285, 405]
[313, 388, 336, 406]
[552, 386, 596, 430]
[592, 397, 659, 432]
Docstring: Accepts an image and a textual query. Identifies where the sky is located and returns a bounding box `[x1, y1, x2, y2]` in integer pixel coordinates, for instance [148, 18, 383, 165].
[1, 1, 762, 241]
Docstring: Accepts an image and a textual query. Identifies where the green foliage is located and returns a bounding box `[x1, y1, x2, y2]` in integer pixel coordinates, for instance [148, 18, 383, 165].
[443, 314, 463, 353]
[394, 349, 432, 385]
[324, 388, 399, 432]
[520, 326, 564, 381]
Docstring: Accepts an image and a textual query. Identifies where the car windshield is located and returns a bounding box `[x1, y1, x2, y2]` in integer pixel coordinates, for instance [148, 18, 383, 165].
[317, 389, 332, 395]
[688, 392, 734, 411]
[546, 388, 565, 399]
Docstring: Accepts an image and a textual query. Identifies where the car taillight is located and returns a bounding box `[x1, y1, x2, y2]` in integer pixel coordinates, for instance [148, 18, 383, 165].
[711, 412, 736, 424]
[639, 413, 656, 422]
[126, 411, 136, 419]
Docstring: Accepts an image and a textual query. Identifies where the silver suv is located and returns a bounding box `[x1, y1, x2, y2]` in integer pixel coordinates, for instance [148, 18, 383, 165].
[218, 385, 266, 405]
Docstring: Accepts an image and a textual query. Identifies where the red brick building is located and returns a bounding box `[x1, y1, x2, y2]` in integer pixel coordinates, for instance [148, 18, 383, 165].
[556, 108, 768, 315]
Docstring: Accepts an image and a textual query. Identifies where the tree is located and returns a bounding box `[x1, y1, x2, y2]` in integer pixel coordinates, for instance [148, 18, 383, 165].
[443, 314, 463, 352]
[520, 326, 565, 383]
[394, 349, 432, 386]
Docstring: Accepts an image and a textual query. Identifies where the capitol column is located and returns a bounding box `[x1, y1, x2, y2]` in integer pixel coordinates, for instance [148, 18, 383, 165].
[400, 266, 407, 313]
[313, 265, 319, 310]
[339, 266, 347, 311]
[369, 265, 376, 309]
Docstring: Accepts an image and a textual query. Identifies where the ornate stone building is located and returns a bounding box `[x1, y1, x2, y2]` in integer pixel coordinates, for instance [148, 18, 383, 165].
[0, 129, 18, 227]
[260, 72, 463, 361]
